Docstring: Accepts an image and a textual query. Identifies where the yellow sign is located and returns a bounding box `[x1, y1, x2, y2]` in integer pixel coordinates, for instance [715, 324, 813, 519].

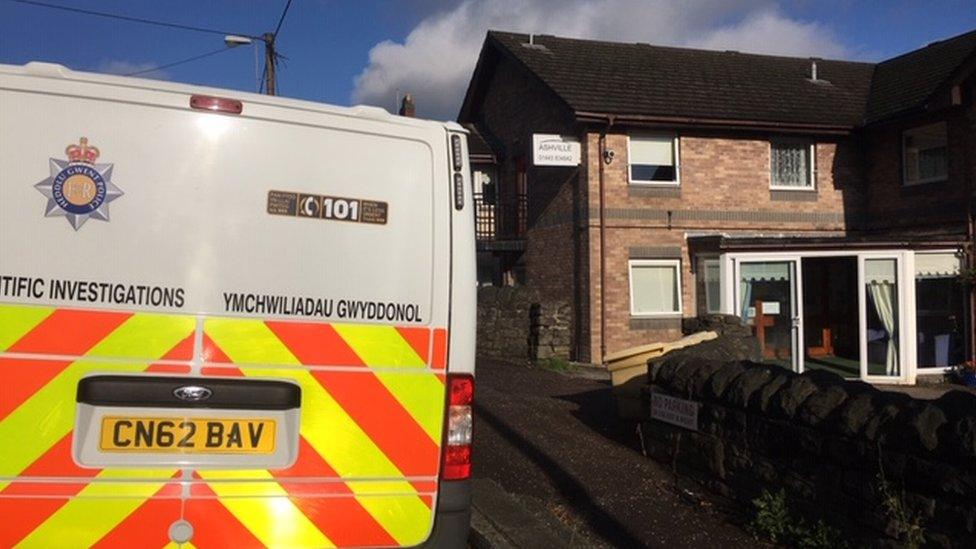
[99, 417, 276, 454]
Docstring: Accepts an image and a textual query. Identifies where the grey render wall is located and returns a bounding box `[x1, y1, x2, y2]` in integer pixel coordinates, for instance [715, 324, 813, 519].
[641, 357, 976, 547]
[477, 286, 571, 361]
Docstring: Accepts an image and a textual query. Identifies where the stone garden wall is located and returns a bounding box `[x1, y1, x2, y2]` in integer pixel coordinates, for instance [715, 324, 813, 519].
[641, 356, 976, 547]
[477, 286, 571, 361]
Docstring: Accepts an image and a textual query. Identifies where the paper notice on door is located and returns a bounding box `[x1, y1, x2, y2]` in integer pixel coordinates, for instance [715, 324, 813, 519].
[762, 301, 781, 315]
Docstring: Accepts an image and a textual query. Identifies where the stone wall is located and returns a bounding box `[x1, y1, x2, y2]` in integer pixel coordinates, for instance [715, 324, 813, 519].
[641, 357, 976, 547]
[477, 286, 571, 361]
[646, 314, 762, 367]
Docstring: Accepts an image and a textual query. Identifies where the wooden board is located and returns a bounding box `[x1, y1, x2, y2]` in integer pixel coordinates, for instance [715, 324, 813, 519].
[607, 331, 718, 378]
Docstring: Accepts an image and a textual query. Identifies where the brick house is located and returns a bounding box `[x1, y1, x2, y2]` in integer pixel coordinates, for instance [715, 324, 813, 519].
[459, 29, 976, 384]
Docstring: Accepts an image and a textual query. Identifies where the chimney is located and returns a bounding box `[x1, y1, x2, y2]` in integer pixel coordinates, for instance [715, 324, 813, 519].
[810, 60, 818, 81]
[399, 93, 415, 117]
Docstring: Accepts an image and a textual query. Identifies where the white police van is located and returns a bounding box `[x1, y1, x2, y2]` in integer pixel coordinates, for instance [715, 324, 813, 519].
[0, 62, 475, 548]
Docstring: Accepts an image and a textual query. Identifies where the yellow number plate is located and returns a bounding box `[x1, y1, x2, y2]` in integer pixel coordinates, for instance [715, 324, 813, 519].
[99, 417, 276, 454]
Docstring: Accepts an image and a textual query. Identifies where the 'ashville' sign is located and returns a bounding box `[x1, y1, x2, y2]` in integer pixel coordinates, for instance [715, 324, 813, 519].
[650, 392, 699, 431]
[532, 134, 581, 166]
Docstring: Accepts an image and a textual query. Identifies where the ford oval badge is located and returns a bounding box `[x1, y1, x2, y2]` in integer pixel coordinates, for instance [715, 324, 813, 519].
[173, 385, 213, 402]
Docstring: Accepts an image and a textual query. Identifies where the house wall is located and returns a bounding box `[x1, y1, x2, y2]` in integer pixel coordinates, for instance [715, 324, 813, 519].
[475, 55, 574, 240]
[469, 55, 584, 357]
[582, 130, 865, 361]
[467, 50, 976, 365]
[861, 93, 976, 237]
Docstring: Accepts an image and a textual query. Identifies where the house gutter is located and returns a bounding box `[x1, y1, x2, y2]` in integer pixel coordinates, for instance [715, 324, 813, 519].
[574, 111, 853, 135]
[598, 115, 615, 364]
[714, 239, 968, 251]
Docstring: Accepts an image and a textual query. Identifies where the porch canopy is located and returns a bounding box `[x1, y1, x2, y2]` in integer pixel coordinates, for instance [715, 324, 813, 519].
[688, 233, 967, 258]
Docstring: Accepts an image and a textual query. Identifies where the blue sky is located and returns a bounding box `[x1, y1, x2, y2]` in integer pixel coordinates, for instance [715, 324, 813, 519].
[1, 1, 975, 119]
[0, 0, 424, 105]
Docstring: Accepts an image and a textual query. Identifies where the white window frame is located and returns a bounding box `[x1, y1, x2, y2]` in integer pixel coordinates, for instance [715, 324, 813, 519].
[627, 133, 680, 186]
[722, 249, 916, 385]
[914, 249, 965, 374]
[769, 140, 816, 191]
[628, 259, 683, 317]
[902, 122, 949, 186]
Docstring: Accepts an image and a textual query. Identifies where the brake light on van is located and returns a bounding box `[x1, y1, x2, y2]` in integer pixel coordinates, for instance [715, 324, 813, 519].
[442, 374, 473, 480]
[190, 95, 243, 114]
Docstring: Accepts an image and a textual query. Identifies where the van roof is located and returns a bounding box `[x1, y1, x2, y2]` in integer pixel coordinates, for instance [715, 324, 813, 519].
[0, 62, 464, 133]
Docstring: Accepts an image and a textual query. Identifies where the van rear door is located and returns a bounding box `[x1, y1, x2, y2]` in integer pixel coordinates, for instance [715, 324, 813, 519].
[0, 64, 452, 548]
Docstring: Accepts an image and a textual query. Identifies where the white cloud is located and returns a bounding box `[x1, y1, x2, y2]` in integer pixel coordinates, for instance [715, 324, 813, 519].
[95, 60, 170, 80]
[693, 8, 848, 59]
[352, 0, 852, 120]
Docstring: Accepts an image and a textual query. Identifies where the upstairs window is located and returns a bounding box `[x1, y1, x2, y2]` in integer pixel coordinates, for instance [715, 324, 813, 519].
[770, 139, 815, 189]
[903, 122, 948, 186]
[629, 134, 678, 185]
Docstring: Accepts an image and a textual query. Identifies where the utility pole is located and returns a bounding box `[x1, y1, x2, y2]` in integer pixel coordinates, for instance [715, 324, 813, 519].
[262, 32, 277, 96]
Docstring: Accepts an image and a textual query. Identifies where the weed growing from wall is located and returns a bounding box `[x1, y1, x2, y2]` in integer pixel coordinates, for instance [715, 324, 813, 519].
[876, 447, 926, 548]
[536, 357, 572, 372]
[748, 489, 847, 549]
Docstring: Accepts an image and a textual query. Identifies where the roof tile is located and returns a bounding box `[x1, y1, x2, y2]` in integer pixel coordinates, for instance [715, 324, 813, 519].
[482, 29, 976, 128]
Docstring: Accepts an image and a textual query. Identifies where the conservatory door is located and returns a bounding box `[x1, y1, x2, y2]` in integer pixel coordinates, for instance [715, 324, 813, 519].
[737, 259, 802, 371]
[861, 256, 907, 382]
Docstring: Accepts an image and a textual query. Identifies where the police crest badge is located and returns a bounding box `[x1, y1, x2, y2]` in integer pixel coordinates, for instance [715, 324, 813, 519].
[35, 137, 124, 230]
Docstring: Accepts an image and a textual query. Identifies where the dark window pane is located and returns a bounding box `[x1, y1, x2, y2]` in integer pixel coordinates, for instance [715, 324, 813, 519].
[631, 164, 676, 182]
[916, 278, 965, 367]
[483, 182, 496, 203]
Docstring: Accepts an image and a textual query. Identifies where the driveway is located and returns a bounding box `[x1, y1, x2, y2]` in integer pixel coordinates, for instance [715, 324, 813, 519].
[472, 357, 761, 548]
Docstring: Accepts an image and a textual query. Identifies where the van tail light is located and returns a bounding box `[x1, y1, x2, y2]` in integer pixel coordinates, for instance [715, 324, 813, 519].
[190, 95, 243, 114]
[442, 374, 473, 480]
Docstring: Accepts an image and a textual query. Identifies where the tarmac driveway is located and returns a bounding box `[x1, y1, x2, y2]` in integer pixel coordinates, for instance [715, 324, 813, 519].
[472, 357, 762, 548]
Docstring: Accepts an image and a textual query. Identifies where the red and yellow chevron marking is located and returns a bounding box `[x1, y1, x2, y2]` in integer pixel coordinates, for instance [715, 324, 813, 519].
[0, 304, 449, 548]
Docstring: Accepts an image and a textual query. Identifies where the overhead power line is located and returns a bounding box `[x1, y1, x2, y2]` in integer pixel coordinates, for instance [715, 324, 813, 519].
[260, 0, 294, 95]
[125, 47, 236, 76]
[273, 0, 293, 37]
[10, 0, 296, 96]
[8, 0, 253, 38]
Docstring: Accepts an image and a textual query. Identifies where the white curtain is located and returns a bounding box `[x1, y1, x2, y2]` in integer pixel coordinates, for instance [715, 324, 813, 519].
[771, 142, 809, 187]
[632, 265, 678, 313]
[739, 280, 753, 325]
[915, 252, 962, 278]
[868, 283, 898, 375]
[631, 135, 674, 166]
[740, 262, 791, 282]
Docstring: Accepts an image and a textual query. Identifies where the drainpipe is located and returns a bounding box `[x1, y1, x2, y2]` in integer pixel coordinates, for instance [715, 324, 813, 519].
[965, 148, 975, 364]
[965, 116, 976, 363]
[598, 116, 615, 364]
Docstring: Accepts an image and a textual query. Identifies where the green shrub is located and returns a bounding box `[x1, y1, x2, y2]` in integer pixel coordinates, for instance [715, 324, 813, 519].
[750, 489, 792, 544]
[537, 357, 572, 372]
[749, 489, 847, 549]
[795, 520, 847, 549]
[876, 461, 925, 548]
